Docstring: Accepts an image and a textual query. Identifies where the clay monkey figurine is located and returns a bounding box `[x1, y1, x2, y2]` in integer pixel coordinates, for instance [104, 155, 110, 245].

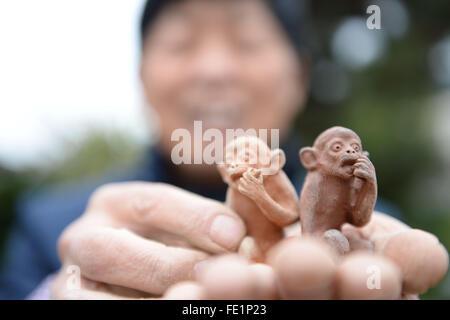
[299, 126, 377, 254]
[218, 135, 299, 262]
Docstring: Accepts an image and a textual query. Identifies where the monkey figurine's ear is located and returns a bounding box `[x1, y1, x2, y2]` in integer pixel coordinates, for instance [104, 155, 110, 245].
[261, 149, 286, 175]
[363, 151, 370, 158]
[270, 149, 286, 170]
[299, 147, 318, 171]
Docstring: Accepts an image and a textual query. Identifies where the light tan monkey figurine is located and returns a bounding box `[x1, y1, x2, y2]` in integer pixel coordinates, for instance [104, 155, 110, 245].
[299, 126, 377, 254]
[218, 135, 299, 262]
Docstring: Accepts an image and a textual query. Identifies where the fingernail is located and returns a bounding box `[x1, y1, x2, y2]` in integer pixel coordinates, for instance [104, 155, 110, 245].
[209, 215, 245, 250]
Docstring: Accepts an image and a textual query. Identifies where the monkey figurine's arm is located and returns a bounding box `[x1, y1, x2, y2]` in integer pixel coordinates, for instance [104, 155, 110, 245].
[348, 157, 377, 227]
[238, 168, 299, 227]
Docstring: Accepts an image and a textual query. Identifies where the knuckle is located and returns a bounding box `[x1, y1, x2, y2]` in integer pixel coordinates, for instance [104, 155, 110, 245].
[72, 229, 115, 279]
[143, 252, 173, 294]
[57, 221, 83, 262]
[130, 188, 163, 222]
[88, 183, 123, 209]
[57, 229, 73, 262]
[88, 182, 165, 217]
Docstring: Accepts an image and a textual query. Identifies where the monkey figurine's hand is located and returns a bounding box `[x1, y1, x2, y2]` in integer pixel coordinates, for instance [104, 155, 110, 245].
[238, 168, 266, 201]
[352, 157, 376, 184]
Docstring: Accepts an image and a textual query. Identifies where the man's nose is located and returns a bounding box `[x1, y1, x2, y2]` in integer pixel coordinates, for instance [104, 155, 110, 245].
[346, 148, 356, 154]
[191, 41, 238, 87]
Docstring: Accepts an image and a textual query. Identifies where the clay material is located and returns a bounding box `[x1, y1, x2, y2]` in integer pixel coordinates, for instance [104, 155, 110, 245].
[298, 126, 377, 254]
[218, 135, 299, 261]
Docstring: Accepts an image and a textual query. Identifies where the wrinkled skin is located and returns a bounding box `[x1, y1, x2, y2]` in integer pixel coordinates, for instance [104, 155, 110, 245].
[299, 127, 377, 254]
[163, 212, 448, 300]
[218, 136, 299, 261]
[51, 183, 448, 300]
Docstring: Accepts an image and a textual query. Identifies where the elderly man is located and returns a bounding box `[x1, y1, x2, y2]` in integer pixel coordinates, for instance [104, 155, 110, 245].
[0, 0, 446, 300]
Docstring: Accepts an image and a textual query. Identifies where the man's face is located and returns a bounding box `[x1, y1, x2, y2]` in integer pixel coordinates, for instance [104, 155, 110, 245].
[140, 0, 307, 169]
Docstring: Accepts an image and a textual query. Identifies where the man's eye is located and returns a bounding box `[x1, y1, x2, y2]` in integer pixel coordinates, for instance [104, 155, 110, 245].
[165, 40, 192, 54]
[235, 37, 264, 52]
[332, 143, 342, 151]
[352, 144, 361, 152]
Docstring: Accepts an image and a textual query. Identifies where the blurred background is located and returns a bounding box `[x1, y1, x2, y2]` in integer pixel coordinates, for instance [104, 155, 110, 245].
[0, 0, 449, 298]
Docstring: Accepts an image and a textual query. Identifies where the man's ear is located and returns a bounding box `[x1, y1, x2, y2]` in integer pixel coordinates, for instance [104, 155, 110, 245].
[299, 147, 318, 170]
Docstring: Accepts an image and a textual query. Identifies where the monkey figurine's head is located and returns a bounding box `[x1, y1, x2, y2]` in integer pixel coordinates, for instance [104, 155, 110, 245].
[218, 135, 286, 186]
[299, 127, 369, 179]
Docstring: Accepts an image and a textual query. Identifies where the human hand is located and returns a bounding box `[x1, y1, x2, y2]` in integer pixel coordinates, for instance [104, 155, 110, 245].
[163, 212, 448, 300]
[51, 182, 246, 299]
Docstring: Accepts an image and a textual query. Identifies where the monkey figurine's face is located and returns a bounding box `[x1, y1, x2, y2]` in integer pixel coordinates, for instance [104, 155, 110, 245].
[218, 136, 286, 186]
[224, 143, 262, 183]
[300, 127, 367, 179]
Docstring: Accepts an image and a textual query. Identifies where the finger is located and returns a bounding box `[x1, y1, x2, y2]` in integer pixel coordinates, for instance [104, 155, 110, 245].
[356, 158, 372, 165]
[65, 227, 209, 295]
[267, 237, 337, 299]
[249, 168, 262, 178]
[244, 170, 260, 183]
[53, 287, 129, 300]
[243, 170, 252, 180]
[244, 171, 256, 183]
[343, 212, 409, 241]
[341, 226, 374, 252]
[238, 236, 264, 262]
[402, 294, 419, 300]
[381, 229, 449, 295]
[163, 281, 206, 300]
[51, 266, 141, 300]
[343, 213, 449, 295]
[239, 177, 250, 187]
[353, 169, 371, 180]
[88, 182, 246, 253]
[248, 264, 278, 299]
[256, 172, 263, 183]
[335, 252, 402, 300]
[238, 184, 250, 197]
[197, 255, 276, 300]
[354, 160, 374, 172]
[353, 162, 370, 171]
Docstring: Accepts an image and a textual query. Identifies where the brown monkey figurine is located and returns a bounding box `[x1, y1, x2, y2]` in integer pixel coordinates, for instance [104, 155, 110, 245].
[218, 135, 299, 262]
[299, 126, 377, 254]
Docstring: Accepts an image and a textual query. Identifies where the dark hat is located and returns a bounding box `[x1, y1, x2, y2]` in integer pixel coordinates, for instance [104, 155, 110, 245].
[139, 0, 310, 53]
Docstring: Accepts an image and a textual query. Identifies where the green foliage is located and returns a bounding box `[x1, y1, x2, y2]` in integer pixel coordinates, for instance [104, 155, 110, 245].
[0, 167, 33, 264]
[0, 129, 143, 264]
[36, 128, 143, 185]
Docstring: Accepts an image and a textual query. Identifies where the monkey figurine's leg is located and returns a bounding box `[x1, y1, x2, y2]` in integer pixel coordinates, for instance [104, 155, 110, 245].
[323, 229, 350, 255]
[238, 236, 265, 262]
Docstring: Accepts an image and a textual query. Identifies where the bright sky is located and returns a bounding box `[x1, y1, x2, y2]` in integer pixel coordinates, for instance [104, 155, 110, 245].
[0, 0, 149, 169]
